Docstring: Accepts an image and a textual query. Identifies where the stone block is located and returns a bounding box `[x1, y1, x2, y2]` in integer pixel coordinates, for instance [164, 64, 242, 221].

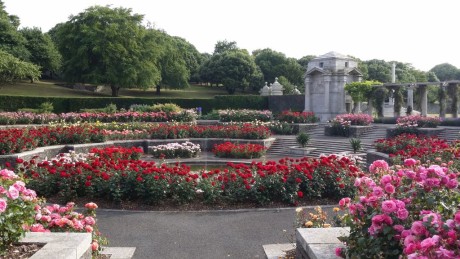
[21, 232, 92, 259]
[296, 227, 349, 259]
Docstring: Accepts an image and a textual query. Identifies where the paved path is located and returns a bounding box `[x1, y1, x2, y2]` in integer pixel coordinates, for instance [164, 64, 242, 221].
[96, 206, 334, 259]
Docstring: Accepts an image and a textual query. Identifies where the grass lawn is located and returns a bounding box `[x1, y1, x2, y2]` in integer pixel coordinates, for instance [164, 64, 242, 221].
[0, 80, 243, 99]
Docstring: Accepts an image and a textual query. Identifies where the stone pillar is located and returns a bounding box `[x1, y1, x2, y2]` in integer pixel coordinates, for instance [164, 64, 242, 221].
[367, 98, 374, 116]
[323, 76, 331, 113]
[339, 75, 347, 113]
[439, 83, 446, 118]
[304, 77, 311, 111]
[450, 83, 458, 118]
[407, 85, 414, 110]
[420, 85, 428, 116]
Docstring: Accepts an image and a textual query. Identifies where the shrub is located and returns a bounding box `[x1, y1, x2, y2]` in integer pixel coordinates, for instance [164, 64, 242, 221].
[212, 142, 266, 159]
[396, 115, 441, 128]
[275, 111, 319, 123]
[349, 138, 361, 153]
[337, 159, 460, 258]
[0, 169, 38, 254]
[31, 202, 108, 256]
[268, 121, 297, 135]
[151, 103, 182, 113]
[38, 102, 54, 114]
[219, 109, 272, 122]
[296, 132, 310, 148]
[150, 142, 201, 159]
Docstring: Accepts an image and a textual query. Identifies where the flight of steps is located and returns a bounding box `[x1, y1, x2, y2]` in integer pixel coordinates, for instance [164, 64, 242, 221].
[438, 127, 460, 143]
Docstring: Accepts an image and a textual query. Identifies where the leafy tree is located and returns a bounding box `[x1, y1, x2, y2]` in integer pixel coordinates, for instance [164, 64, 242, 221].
[253, 48, 304, 86]
[297, 55, 316, 71]
[365, 59, 392, 83]
[149, 30, 189, 94]
[0, 49, 40, 85]
[249, 66, 264, 91]
[19, 27, 61, 76]
[0, 1, 30, 60]
[213, 40, 238, 55]
[278, 76, 298, 95]
[215, 49, 257, 94]
[430, 63, 460, 81]
[53, 6, 162, 97]
[173, 36, 203, 84]
[427, 71, 440, 82]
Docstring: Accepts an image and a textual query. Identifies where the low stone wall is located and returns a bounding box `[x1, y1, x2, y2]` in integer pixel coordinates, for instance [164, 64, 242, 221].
[386, 127, 445, 138]
[324, 125, 371, 138]
[0, 138, 276, 166]
[296, 227, 349, 259]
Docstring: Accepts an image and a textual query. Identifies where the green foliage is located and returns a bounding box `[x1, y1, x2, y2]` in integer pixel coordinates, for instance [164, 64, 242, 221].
[217, 49, 258, 94]
[0, 50, 41, 85]
[0, 1, 30, 61]
[253, 48, 304, 86]
[349, 138, 361, 153]
[151, 103, 182, 113]
[0, 95, 268, 114]
[365, 59, 392, 83]
[103, 103, 117, 114]
[430, 63, 460, 81]
[213, 40, 238, 55]
[53, 6, 162, 97]
[373, 87, 388, 118]
[38, 101, 54, 113]
[296, 132, 310, 148]
[19, 27, 61, 75]
[345, 80, 380, 103]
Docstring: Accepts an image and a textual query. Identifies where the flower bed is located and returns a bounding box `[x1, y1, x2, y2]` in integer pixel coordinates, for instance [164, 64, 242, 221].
[218, 109, 272, 122]
[326, 114, 373, 137]
[336, 159, 460, 258]
[17, 149, 362, 206]
[275, 111, 319, 124]
[374, 133, 460, 165]
[0, 123, 271, 155]
[0, 110, 197, 125]
[150, 142, 201, 158]
[396, 115, 441, 128]
[0, 168, 106, 256]
[212, 142, 266, 159]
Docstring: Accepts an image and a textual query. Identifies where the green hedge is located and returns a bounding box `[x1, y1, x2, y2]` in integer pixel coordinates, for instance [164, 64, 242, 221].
[0, 95, 268, 114]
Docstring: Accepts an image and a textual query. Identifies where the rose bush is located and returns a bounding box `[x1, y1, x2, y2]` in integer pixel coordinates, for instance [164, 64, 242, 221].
[218, 109, 272, 122]
[275, 111, 319, 124]
[328, 113, 373, 137]
[30, 202, 107, 256]
[17, 149, 362, 206]
[336, 159, 460, 258]
[0, 168, 38, 254]
[150, 142, 201, 159]
[212, 142, 266, 159]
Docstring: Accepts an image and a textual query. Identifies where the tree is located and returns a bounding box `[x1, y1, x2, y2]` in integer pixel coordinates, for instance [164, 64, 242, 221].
[0, 49, 40, 85]
[297, 55, 316, 71]
[19, 27, 61, 76]
[253, 48, 304, 86]
[430, 63, 460, 81]
[53, 6, 162, 97]
[365, 59, 392, 83]
[172, 36, 203, 84]
[215, 49, 257, 94]
[213, 40, 238, 55]
[0, 1, 30, 60]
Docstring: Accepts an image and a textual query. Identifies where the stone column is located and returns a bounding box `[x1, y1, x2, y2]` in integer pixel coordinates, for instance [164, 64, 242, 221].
[323, 76, 331, 113]
[304, 77, 311, 111]
[420, 85, 428, 116]
[339, 75, 347, 113]
[439, 83, 446, 118]
[407, 85, 414, 110]
[450, 83, 458, 118]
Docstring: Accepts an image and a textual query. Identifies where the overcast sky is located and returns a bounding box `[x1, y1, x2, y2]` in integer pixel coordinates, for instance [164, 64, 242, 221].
[3, 0, 459, 71]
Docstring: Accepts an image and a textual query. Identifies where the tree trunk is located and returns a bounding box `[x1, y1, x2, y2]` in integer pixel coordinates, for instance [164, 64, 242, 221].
[111, 85, 120, 97]
[156, 85, 161, 95]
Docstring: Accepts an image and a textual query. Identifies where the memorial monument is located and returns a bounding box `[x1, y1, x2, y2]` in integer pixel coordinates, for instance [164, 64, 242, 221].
[304, 51, 362, 121]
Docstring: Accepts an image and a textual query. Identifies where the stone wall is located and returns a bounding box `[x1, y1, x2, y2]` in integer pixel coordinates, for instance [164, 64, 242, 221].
[267, 95, 304, 113]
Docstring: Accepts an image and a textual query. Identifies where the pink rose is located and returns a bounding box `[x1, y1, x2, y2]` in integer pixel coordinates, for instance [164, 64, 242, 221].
[0, 198, 7, 213]
[382, 200, 397, 214]
[404, 158, 417, 167]
[84, 216, 96, 225]
[369, 160, 389, 174]
[372, 187, 384, 197]
[397, 209, 409, 220]
[380, 175, 392, 185]
[411, 221, 426, 235]
[85, 225, 94, 233]
[85, 202, 98, 210]
[335, 247, 344, 258]
[91, 241, 99, 251]
[420, 237, 437, 252]
[7, 186, 19, 200]
[13, 181, 25, 192]
[393, 224, 404, 232]
[384, 183, 395, 194]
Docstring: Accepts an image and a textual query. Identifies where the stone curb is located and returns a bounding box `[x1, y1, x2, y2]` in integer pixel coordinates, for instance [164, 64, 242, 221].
[21, 232, 91, 259]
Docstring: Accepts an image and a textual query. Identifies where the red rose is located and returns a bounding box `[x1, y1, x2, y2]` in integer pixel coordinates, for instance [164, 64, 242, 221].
[297, 191, 304, 198]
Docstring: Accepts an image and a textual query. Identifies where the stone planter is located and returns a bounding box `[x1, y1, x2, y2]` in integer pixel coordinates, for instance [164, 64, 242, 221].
[20, 232, 92, 259]
[289, 146, 317, 156]
[386, 127, 445, 138]
[296, 227, 349, 259]
[324, 125, 371, 138]
[290, 123, 319, 133]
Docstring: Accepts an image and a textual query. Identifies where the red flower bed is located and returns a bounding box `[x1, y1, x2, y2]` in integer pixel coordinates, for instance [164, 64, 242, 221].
[0, 123, 270, 155]
[374, 133, 460, 163]
[17, 149, 362, 205]
[212, 142, 266, 158]
[275, 111, 319, 123]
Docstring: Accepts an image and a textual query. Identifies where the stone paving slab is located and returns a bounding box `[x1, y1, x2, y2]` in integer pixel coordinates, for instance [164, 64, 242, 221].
[263, 243, 295, 259]
[102, 247, 136, 259]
